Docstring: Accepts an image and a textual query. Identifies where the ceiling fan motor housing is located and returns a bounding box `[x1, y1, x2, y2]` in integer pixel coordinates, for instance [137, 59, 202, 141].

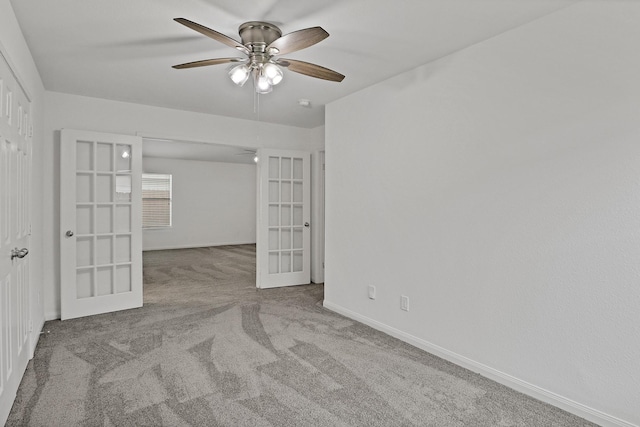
[239, 21, 282, 54]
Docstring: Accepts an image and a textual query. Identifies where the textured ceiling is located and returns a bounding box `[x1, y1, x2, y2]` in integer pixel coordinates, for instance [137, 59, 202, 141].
[11, 0, 578, 129]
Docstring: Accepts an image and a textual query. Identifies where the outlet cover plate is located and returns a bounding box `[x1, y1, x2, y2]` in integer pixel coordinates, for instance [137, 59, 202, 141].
[401, 295, 409, 311]
[368, 285, 376, 299]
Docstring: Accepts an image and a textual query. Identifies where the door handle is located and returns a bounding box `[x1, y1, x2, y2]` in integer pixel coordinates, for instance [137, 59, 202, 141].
[304, 222, 310, 227]
[65, 230, 74, 237]
[11, 248, 29, 260]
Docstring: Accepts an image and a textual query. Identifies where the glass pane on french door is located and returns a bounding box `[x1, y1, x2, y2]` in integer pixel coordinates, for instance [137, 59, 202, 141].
[75, 141, 133, 297]
[267, 156, 305, 274]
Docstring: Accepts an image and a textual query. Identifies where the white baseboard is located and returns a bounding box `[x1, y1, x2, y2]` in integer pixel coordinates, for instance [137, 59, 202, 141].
[143, 241, 256, 252]
[322, 300, 637, 427]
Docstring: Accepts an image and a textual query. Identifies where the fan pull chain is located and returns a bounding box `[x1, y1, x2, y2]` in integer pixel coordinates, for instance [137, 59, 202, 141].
[254, 91, 261, 149]
[254, 87, 259, 115]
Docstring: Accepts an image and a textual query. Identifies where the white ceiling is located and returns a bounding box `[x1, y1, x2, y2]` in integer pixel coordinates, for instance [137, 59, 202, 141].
[11, 0, 579, 130]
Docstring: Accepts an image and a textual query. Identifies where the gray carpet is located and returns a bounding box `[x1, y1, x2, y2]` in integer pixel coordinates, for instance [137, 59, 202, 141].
[7, 245, 595, 426]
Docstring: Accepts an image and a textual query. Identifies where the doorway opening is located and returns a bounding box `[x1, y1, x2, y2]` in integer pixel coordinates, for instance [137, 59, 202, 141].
[141, 137, 259, 301]
[140, 137, 323, 302]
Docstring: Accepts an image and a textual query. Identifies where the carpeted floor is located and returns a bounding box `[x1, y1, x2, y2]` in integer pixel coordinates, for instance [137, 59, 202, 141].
[7, 245, 595, 426]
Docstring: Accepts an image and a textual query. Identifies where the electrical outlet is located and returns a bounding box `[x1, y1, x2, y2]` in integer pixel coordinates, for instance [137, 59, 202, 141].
[401, 295, 409, 311]
[368, 285, 376, 299]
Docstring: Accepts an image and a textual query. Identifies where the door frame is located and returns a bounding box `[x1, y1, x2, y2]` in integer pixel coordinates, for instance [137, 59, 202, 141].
[137, 134, 324, 289]
[311, 150, 325, 284]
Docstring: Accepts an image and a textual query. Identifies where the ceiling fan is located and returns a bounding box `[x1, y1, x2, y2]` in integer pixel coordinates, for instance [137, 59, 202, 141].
[172, 18, 345, 94]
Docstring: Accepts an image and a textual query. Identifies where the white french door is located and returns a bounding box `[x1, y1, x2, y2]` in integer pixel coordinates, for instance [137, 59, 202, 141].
[256, 149, 311, 288]
[60, 130, 142, 320]
[0, 52, 32, 425]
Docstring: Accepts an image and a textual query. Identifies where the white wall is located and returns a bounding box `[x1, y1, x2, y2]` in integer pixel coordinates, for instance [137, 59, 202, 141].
[325, 2, 640, 426]
[0, 0, 46, 352]
[43, 91, 323, 319]
[142, 157, 256, 250]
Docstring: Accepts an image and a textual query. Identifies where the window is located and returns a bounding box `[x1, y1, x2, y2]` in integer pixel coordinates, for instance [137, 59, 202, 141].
[142, 173, 172, 228]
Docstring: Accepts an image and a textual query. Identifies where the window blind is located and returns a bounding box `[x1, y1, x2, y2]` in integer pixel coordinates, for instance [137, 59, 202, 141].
[142, 173, 172, 228]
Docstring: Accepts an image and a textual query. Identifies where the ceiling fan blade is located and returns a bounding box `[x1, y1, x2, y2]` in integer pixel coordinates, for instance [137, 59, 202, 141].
[278, 59, 345, 82]
[267, 27, 329, 55]
[174, 18, 249, 55]
[172, 58, 244, 69]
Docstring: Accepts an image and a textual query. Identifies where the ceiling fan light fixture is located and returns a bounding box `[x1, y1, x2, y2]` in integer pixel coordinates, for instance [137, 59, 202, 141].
[263, 63, 283, 86]
[255, 73, 273, 94]
[229, 64, 250, 86]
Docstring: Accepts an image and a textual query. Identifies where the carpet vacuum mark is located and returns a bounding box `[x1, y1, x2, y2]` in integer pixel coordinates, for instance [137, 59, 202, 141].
[7, 245, 595, 426]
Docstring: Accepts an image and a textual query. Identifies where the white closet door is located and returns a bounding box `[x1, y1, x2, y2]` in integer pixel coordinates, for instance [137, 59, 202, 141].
[60, 129, 142, 320]
[0, 51, 32, 426]
[257, 149, 310, 288]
